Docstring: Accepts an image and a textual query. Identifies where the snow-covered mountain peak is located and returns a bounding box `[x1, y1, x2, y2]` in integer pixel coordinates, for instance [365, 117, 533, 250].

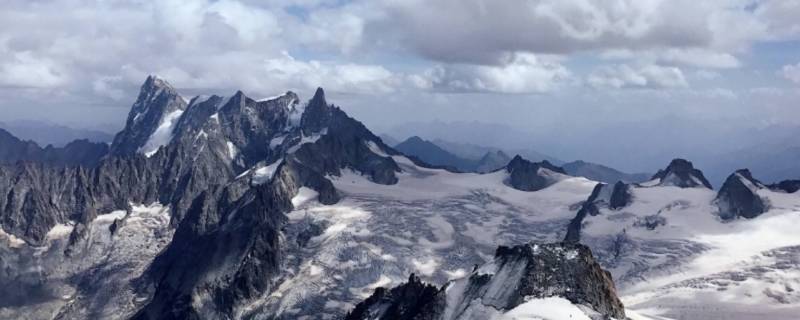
[644, 158, 713, 189]
[109, 75, 188, 156]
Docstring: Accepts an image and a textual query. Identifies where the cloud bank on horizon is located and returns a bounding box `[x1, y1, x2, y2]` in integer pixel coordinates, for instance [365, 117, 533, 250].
[1, 0, 800, 136]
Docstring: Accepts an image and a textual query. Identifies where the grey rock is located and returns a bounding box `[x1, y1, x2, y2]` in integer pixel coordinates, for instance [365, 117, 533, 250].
[609, 181, 632, 210]
[648, 158, 713, 189]
[109, 76, 188, 156]
[505, 155, 567, 192]
[769, 180, 800, 193]
[565, 183, 605, 243]
[716, 169, 767, 220]
[345, 242, 626, 320]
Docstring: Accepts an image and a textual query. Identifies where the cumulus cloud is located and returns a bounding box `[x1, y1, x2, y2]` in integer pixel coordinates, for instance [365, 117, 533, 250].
[587, 64, 688, 89]
[780, 63, 800, 84]
[412, 54, 571, 93]
[0, 0, 798, 130]
[373, 0, 772, 65]
[0, 52, 67, 88]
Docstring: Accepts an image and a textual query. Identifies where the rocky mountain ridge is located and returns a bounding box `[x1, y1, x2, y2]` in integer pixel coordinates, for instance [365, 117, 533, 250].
[345, 242, 626, 320]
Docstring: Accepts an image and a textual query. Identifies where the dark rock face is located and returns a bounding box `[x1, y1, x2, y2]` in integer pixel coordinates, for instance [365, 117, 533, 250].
[565, 183, 605, 243]
[649, 158, 713, 189]
[109, 76, 188, 156]
[716, 169, 767, 220]
[609, 181, 632, 210]
[346, 242, 626, 320]
[291, 88, 401, 185]
[345, 274, 443, 320]
[769, 180, 800, 193]
[505, 155, 568, 192]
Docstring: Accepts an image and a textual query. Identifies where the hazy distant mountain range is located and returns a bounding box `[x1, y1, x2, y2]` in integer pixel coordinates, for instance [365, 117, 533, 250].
[383, 120, 800, 186]
[388, 135, 650, 183]
[0, 120, 114, 147]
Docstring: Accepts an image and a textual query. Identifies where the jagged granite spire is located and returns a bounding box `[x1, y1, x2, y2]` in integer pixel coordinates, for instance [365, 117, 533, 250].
[647, 158, 712, 189]
[300, 87, 333, 135]
[109, 75, 188, 156]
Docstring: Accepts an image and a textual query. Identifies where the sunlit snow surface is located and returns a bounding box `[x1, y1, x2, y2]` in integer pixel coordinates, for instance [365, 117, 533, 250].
[139, 109, 185, 157]
[579, 184, 800, 320]
[0, 204, 173, 320]
[238, 154, 800, 320]
[239, 155, 597, 318]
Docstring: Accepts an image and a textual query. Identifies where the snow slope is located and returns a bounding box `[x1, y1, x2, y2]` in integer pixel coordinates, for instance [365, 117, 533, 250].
[578, 183, 800, 319]
[237, 155, 597, 318]
[0, 204, 174, 320]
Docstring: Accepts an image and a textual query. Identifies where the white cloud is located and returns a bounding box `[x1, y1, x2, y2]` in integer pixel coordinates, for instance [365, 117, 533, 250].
[413, 53, 571, 93]
[0, 52, 67, 88]
[780, 62, 800, 84]
[755, 0, 800, 41]
[587, 64, 688, 89]
[373, 0, 771, 65]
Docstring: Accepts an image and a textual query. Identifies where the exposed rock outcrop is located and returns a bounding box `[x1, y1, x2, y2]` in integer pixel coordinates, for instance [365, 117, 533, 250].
[109, 76, 188, 157]
[505, 155, 568, 192]
[565, 183, 605, 243]
[769, 179, 800, 194]
[716, 169, 768, 220]
[345, 242, 625, 320]
[609, 181, 632, 210]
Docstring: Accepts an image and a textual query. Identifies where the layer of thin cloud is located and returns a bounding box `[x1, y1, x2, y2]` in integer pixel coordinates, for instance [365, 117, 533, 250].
[587, 64, 688, 89]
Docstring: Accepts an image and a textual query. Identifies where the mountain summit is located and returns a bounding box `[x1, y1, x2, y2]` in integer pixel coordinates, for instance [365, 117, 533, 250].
[109, 75, 188, 156]
[646, 158, 713, 189]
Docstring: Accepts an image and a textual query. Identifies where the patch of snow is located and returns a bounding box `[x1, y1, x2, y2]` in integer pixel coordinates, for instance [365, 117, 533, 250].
[46, 224, 74, 240]
[365, 140, 389, 157]
[270, 135, 286, 149]
[0, 228, 26, 248]
[139, 109, 185, 157]
[412, 258, 439, 276]
[500, 296, 592, 320]
[292, 187, 319, 208]
[257, 93, 287, 102]
[349, 275, 393, 299]
[287, 129, 327, 153]
[194, 130, 207, 141]
[93, 210, 127, 223]
[227, 141, 239, 159]
[444, 268, 468, 280]
[252, 160, 283, 185]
